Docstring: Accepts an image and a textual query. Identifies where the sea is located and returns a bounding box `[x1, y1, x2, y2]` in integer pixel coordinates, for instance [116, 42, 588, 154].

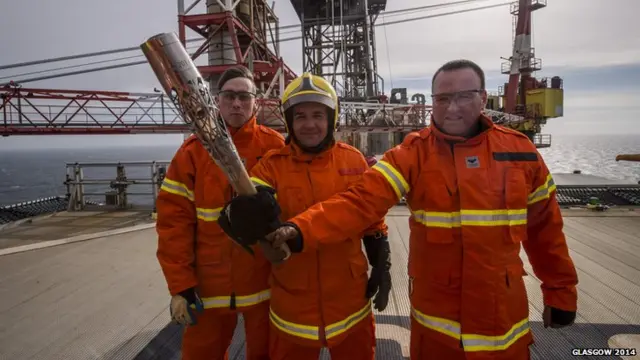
[0, 134, 638, 207]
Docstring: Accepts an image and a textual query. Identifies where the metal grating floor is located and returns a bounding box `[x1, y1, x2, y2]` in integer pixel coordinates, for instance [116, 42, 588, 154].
[0, 207, 638, 360]
[555, 187, 640, 206]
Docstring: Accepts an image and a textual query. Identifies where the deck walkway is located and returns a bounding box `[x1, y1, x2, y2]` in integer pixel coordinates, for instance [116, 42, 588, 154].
[0, 207, 638, 360]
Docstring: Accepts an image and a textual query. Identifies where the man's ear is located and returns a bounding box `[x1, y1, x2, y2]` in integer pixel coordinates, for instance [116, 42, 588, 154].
[480, 89, 488, 108]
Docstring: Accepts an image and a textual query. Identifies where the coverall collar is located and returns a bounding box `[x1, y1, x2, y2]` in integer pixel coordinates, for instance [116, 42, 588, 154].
[228, 117, 258, 147]
[282, 139, 337, 164]
[429, 113, 494, 146]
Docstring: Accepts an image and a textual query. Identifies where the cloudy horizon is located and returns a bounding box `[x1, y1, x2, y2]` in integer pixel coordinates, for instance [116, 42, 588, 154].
[1, 0, 638, 150]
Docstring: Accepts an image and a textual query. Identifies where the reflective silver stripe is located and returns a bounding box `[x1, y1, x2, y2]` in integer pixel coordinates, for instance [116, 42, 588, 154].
[411, 209, 527, 228]
[528, 174, 556, 205]
[270, 308, 320, 340]
[269, 302, 371, 341]
[412, 211, 462, 228]
[250, 176, 273, 189]
[325, 301, 372, 339]
[462, 318, 531, 351]
[412, 307, 531, 352]
[461, 209, 527, 226]
[372, 160, 410, 200]
[160, 178, 194, 201]
[196, 207, 221, 222]
[235, 289, 271, 307]
[411, 307, 461, 339]
[198, 289, 271, 309]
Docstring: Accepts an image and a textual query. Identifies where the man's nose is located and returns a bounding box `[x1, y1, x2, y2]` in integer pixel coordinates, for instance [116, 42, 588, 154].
[232, 97, 242, 107]
[446, 99, 460, 111]
[298, 120, 314, 129]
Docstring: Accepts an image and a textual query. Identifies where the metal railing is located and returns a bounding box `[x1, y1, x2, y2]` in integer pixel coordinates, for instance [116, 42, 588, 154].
[533, 133, 551, 148]
[65, 161, 169, 211]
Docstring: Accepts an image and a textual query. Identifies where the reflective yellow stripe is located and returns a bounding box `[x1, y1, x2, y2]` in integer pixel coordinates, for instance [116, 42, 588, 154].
[195, 289, 271, 309]
[270, 308, 320, 340]
[196, 207, 221, 222]
[462, 318, 530, 351]
[372, 160, 410, 200]
[412, 211, 462, 228]
[270, 301, 372, 341]
[411, 307, 461, 339]
[411, 307, 530, 352]
[527, 174, 556, 205]
[250, 176, 277, 199]
[160, 178, 194, 201]
[325, 301, 372, 339]
[250, 176, 273, 189]
[411, 209, 527, 228]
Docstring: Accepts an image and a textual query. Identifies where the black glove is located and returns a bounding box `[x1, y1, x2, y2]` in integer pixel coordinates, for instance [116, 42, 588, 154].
[218, 186, 281, 254]
[363, 233, 392, 311]
[550, 307, 576, 327]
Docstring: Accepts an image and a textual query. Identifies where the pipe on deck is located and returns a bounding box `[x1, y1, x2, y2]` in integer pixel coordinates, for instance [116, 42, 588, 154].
[615, 154, 640, 162]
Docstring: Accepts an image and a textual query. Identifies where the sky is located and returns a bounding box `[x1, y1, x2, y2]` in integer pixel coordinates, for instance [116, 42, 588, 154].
[0, 0, 639, 150]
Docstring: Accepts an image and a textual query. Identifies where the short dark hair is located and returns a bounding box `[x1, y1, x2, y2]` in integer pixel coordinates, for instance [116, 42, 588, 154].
[431, 59, 485, 91]
[217, 65, 255, 91]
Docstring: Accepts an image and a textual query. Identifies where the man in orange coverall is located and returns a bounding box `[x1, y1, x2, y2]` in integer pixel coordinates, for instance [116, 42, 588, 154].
[231, 60, 580, 360]
[155, 65, 285, 360]
[217, 72, 392, 360]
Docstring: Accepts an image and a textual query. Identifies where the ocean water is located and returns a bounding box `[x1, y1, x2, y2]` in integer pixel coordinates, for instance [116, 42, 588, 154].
[0, 134, 638, 207]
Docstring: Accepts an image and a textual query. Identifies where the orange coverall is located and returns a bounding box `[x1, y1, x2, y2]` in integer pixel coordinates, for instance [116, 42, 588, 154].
[249, 141, 388, 360]
[156, 118, 285, 360]
[285, 115, 579, 360]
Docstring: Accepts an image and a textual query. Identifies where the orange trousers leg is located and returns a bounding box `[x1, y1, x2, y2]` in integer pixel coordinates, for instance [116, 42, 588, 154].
[269, 314, 376, 360]
[181, 302, 270, 360]
[242, 302, 271, 360]
[409, 317, 532, 360]
[181, 309, 236, 360]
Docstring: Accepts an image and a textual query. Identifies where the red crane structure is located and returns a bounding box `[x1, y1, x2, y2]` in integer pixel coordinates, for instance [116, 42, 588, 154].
[0, 0, 559, 148]
[490, 0, 563, 146]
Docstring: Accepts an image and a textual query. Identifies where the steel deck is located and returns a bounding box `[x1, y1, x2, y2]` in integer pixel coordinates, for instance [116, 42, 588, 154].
[0, 207, 639, 360]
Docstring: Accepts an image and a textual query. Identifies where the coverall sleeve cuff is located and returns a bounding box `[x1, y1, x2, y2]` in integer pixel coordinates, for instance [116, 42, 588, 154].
[169, 279, 199, 297]
[286, 219, 316, 253]
[542, 286, 578, 312]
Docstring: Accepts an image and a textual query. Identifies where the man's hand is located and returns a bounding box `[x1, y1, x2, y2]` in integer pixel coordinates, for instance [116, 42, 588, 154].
[363, 234, 392, 311]
[543, 305, 576, 329]
[170, 288, 204, 326]
[218, 186, 281, 252]
[258, 239, 288, 265]
[265, 223, 303, 259]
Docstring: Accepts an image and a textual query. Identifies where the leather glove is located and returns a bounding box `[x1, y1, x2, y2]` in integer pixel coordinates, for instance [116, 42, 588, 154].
[543, 305, 576, 328]
[218, 186, 281, 254]
[363, 233, 392, 312]
[170, 288, 204, 326]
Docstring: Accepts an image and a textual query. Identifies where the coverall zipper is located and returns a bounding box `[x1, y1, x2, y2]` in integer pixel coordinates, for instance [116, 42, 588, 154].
[306, 164, 327, 345]
[228, 185, 237, 310]
[449, 143, 464, 349]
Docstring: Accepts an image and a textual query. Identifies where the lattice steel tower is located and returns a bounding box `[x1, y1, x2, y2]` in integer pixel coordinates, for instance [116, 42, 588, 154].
[291, 0, 386, 101]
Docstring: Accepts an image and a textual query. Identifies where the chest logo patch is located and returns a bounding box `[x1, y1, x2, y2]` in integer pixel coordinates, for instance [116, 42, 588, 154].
[338, 168, 365, 176]
[465, 156, 480, 168]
